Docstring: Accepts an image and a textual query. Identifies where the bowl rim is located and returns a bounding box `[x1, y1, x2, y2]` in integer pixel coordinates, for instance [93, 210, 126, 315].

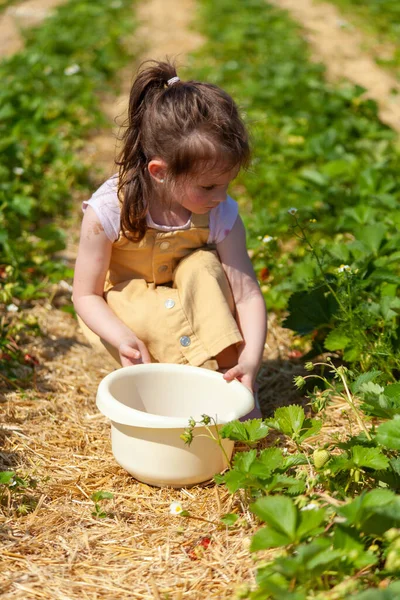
[96, 363, 255, 428]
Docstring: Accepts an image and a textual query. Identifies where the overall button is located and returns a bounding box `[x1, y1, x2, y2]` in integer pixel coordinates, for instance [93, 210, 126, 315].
[159, 241, 170, 250]
[180, 336, 191, 347]
[164, 299, 175, 309]
[158, 265, 168, 273]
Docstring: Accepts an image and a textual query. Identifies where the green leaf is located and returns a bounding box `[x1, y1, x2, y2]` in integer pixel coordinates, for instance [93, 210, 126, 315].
[264, 475, 306, 496]
[283, 288, 339, 335]
[351, 582, 400, 600]
[328, 453, 353, 474]
[296, 508, 326, 539]
[220, 419, 269, 444]
[266, 405, 305, 438]
[299, 168, 328, 187]
[368, 269, 400, 285]
[360, 388, 400, 419]
[376, 417, 400, 450]
[351, 446, 390, 471]
[324, 329, 350, 351]
[355, 224, 387, 255]
[233, 449, 257, 473]
[91, 490, 114, 502]
[343, 344, 362, 362]
[282, 454, 309, 469]
[320, 159, 353, 178]
[337, 489, 400, 535]
[333, 525, 364, 553]
[0, 471, 15, 485]
[390, 457, 400, 476]
[250, 525, 292, 550]
[11, 195, 35, 218]
[351, 370, 382, 393]
[306, 548, 344, 571]
[298, 418, 322, 442]
[384, 383, 400, 399]
[220, 470, 248, 494]
[251, 495, 297, 540]
[220, 513, 239, 526]
[250, 448, 284, 477]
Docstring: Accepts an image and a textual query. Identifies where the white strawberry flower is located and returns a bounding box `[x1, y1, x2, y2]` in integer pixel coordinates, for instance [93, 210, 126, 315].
[338, 264, 351, 273]
[6, 303, 19, 312]
[64, 64, 81, 76]
[169, 501, 184, 515]
[301, 503, 319, 511]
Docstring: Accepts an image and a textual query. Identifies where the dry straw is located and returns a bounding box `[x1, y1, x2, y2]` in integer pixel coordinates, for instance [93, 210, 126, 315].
[1, 303, 354, 599]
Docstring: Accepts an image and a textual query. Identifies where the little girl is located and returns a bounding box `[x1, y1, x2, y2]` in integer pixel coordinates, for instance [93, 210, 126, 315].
[73, 60, 267, 400]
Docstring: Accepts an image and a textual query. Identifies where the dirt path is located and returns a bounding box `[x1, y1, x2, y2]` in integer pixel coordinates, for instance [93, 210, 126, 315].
[0, 0, 69, 57]
[1, 2, 268, 599]
[271, 0, 400, 132]
[87, 0, 204, 175]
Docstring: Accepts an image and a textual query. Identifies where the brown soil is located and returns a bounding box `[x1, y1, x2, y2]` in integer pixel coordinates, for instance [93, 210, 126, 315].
[0, 0, 69, 58]
[1, 1, 365, 597]
[271, 0, 400, 132]
[1, 1, 300, 598]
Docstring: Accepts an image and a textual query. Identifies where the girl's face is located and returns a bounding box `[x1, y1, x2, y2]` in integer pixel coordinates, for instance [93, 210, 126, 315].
[176, 163, 240, 214]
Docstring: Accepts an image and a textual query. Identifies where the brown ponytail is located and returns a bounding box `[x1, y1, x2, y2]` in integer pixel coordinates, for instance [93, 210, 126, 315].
[116, 59, 250, 242]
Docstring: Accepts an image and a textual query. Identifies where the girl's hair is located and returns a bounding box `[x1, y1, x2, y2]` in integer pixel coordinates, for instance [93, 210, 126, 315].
[116, 60, 250, 242]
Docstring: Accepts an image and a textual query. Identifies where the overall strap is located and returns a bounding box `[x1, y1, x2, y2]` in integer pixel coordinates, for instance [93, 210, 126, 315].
[190, 212, 210, 228]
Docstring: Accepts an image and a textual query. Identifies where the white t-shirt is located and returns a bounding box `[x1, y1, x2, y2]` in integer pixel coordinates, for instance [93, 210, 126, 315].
[82, 174, 239, 244]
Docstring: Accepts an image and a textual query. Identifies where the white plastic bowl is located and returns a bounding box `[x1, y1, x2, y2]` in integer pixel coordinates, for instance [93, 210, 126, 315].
[96, 363, 254, 487]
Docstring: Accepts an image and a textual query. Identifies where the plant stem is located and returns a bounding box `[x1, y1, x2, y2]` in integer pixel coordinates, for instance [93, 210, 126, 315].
[292, 217, 344, 311]
[204, 422, 232, 468]
[337, 370, 372, 441]
[182, 513, 216, 525]
[0, 372, 23, 390]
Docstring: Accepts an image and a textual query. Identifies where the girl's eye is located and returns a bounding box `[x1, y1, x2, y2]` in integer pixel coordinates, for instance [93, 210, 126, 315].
[201, 185, 216, 191]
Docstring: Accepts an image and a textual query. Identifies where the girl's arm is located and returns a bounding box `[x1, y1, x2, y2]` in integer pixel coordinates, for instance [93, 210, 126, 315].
[217, 215, 268, 391]
[73, 206, 151, 365]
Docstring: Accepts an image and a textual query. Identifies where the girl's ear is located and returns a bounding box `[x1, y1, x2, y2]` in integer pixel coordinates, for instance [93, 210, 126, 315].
[147, 158, 168, 183]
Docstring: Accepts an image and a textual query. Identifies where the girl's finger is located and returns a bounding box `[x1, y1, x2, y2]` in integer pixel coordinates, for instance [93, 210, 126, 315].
[119, 344, 141, 360]
[137, 341, 152, 364]
[223, 365, 243, 382]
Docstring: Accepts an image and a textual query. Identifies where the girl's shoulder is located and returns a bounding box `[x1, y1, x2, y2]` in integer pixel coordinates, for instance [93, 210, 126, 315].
[82, 174, 120, 242]
[209, 195, 239, 245]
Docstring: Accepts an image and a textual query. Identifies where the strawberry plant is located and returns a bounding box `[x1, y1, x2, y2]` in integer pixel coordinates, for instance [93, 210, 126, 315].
[0, 471, 39, 516]
[325, 0, 400, 44]
[0, 0, 18, 14]
[1, 0, 137, 380]
[190, 0, 400, 375]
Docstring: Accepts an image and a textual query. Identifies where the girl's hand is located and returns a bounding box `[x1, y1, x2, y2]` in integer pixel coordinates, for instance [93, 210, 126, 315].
[224, 353, 258, 393]
[222, 344, 260, 392]
[222, 362, 257, 392]
[118, 336, 151, 367]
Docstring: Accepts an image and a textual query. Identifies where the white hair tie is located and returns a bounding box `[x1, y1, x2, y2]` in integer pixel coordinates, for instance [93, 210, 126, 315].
[167, 76, 180, 87]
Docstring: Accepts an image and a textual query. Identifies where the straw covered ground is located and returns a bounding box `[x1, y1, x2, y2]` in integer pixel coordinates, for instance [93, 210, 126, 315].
[1, 300, 354, 599]
[0, 0, 366, 598]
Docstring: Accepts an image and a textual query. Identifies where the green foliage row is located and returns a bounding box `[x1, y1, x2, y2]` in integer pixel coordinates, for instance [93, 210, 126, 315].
[189, 0, 400, 375]
[325, 0, 400, 43]
[0, 0, 17, 15]
[0, 0, 136, 379]
[187, 361, 400, 598]
[1, 0, 135, 303]
[321, 0, 400, 76]
[185, 0, 400, 597]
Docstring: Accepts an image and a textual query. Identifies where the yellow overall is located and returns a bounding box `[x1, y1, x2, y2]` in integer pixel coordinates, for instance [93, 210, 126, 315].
[79, 212, 243, 368]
